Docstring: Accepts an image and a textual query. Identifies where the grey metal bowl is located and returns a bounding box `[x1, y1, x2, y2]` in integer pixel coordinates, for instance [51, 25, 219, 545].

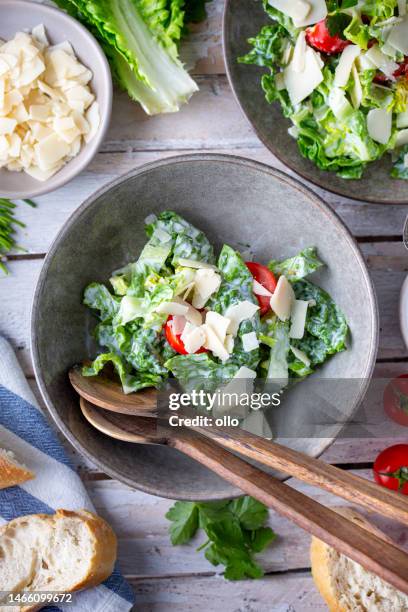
[223, 0, 408, 204]
[0, 0, 112, 199]
[31, 154, 378, 500]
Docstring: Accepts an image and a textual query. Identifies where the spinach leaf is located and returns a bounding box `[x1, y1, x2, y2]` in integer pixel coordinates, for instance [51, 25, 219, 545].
[268, 247, 324, 281]
[293, 280, 348, 354]
[82, 352, 163, 393]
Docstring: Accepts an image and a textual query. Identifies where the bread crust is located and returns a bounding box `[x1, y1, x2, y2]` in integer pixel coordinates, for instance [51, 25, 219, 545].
[0, 449, 34, 489]
[0, 509, 117, 612]
[310, 507, 397, 612]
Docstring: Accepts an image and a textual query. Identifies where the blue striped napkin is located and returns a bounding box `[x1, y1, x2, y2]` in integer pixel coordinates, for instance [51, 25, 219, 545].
[0, 336, 135, 611]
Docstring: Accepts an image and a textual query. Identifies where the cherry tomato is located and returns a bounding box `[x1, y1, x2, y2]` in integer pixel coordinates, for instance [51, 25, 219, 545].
[383, 374, 408, 427]
[164, 315, 207, 355]
[306, 19, 350, 55]
[246, 261, 277, 317]
[374, 56, 408, 84]
[373, 444, 408, 495]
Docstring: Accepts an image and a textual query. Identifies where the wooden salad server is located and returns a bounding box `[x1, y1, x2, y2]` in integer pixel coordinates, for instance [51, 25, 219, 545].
[80, 398, 408, 596]
[70, 367, 408, 525]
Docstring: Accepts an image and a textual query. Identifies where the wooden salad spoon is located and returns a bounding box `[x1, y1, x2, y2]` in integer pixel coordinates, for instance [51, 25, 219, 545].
[80, 397, 408, 596]
[70, 367, 408, 525]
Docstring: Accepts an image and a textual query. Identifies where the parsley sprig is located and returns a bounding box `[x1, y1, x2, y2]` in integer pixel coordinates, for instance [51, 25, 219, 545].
[166, 496, 276, 580]
[0, 198, 35, 274]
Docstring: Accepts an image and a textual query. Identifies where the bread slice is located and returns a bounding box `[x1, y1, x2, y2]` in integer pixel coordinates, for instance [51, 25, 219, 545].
[0, 448, 34, 489]
[310, 507, 408, 612]
[0, 509, 117, 611]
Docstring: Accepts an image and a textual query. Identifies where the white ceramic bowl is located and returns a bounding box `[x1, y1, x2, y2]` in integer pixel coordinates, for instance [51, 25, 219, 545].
[400, 275, 408, 349]
[0, 0, 112, 199]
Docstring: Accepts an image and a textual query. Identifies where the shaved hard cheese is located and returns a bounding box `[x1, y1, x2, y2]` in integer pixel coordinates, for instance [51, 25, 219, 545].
[205, 311, 231, 344]
[365, 44, 399, 78]
[387, 16, 408, 55]
[156, 301, 189, 316]
[225, 334, 235, 354]
[289, 300, 308, 339]
[192, 269, 221, 309]
[292, 31, 307, 73]
[268, 0, 327, 27]
[284, 47, 323, 105]
[182, 325, 206, 354]
[328, 88, 353, 120]
[270, 275, 295, 322]
[350, 64, 363, 109]
[202, 323, 230, 362]
[290, 345, 311, 368]
[396, 129, 408, 147]
[182, 301, 203, 326]
[398, 0, 407, 16]
[178, 258, 218, 270]
[235, 366, 257, 379]
[253, 279, 272, 297]
[334, 45, 360, 88]
[0, 25, 99, 181]
[397, 109, 408, 128]
[225, 300, 260, 336]
[242, 332, 259, 352]
[170, 314, 186, 336]
[367, 108, 392, 145]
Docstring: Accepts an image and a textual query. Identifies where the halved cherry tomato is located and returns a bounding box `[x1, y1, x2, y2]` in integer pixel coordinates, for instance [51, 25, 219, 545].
[246, 261, 277, 317]
[306, 19, 350, 55]
[164, 315, 207, 355]
[373, 444, 408, 495]
[383, 374, 408, 427]
[374, 56, 408, 84]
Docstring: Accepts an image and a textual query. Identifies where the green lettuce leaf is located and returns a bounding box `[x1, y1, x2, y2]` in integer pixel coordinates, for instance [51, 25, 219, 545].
[391, 144, 408, 179]
[293, 280, 348, 354]
[268, 247, 324, 281]
[82, 352, 163, 393]
[52, 0, 198, 114]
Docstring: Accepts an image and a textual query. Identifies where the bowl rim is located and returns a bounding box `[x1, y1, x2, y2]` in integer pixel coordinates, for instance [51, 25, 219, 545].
[222, 0, 408, 206]
[30, 153, 379, 498]
[399, 275, 408, 350]
[0, 0, 112, 199]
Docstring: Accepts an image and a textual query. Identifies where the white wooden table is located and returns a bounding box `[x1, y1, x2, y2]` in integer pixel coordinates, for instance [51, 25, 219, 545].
[1, 2, 408, 608]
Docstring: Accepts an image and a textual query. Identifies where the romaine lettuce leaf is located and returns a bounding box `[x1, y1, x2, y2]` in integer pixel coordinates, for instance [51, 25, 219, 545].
[84, 283, 120, 320]
[146, 211, 215, 265]
[391, 144, 408, 179]
[293, 281, 348, 354]
[82, 352, 163, 393]
[52, 0, 198, 114]
[268, 247, 324, 281]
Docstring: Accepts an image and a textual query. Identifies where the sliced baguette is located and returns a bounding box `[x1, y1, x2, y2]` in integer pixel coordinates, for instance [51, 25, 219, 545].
[311, 507, 408, 612]
[0, 448, 34, 489]
[0, 509, 117, 612]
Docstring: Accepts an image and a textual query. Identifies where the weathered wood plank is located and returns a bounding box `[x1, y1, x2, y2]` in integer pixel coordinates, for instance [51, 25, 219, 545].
[2, 242, 406, 377]
[7, 149, 408, 258]
[87, 470, 408, 579]
[128, 572, 325, 611]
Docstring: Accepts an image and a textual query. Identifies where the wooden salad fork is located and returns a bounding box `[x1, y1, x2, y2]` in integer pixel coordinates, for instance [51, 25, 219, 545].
[70, 367, 408, 525]
[80, 398, 408, 596]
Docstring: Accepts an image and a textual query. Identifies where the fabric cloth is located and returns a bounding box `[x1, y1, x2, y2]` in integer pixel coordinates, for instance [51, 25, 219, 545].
[0, 336, 135, 612]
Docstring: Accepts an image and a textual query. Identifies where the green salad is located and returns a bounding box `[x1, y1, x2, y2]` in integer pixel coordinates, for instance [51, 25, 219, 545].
[240, 0, 408, 179]
[83, 211, 349, 424]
